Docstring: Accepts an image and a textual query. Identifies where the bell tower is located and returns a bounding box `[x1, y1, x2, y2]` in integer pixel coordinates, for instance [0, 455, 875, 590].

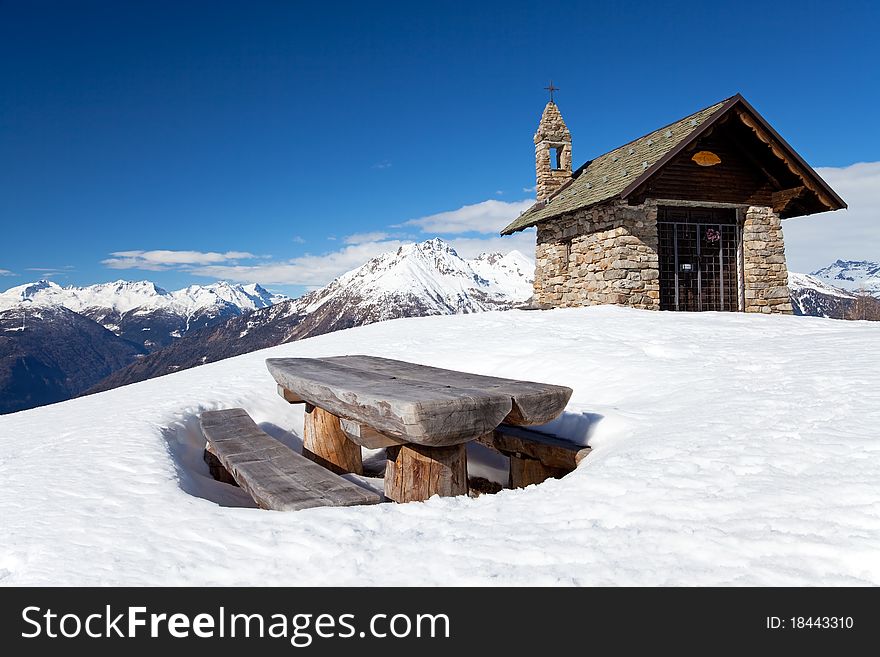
[534, 83, 572, 201]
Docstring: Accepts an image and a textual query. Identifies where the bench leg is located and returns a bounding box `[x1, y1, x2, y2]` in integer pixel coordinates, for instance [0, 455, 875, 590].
[384, 443, 467, 503]
[508, 455, 568, 488]
[302, 404, 364, 475]
[203, 445, 238, 486]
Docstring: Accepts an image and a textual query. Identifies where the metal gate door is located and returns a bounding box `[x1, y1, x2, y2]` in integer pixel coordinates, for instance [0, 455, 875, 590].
[658, 207, 740, 312]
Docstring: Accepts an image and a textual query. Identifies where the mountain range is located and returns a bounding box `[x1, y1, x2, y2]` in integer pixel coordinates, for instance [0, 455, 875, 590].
[1, 239, 533, 413]
[809, 259, 880, 297]
[788, 259, 880, 319]
[89, 239, 534, 392]
[0, 279, 286, 351]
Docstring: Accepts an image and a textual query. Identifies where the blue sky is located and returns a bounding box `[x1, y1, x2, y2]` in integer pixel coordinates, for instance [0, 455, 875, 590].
[1, 0, 878, 296]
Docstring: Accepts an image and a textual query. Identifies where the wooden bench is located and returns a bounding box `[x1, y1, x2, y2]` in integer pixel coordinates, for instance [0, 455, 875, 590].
[266, 355, 573, 502]
[199, 408, 382, 511]
[477, 424, 592, 488]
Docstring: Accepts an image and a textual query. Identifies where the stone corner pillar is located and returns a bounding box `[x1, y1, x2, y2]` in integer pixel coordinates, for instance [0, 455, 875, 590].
[742, 206, 792, 315]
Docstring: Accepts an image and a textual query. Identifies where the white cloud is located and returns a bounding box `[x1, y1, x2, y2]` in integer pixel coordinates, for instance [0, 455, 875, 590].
[102, 249, 256, 271]
[25, 266, 73, 271]
[20, 265, 74, 279]
[292, 236, 305, 244]
[522, 185, 536, 193]
[372, 160, 392, 169]
[0, 269, 15, 276]
[344, 231, 394, 245]
[191, 240, 412, 287]
[784, 162, 880, 273]
[404, 198, 534, 234]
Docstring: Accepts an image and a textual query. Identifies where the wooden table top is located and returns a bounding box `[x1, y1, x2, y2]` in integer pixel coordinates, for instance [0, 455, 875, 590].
[266, 355, 572, 447]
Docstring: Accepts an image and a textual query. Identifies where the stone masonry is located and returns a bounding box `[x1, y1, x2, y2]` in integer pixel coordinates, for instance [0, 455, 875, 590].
[534, 102, 572, 201]
[742, 206, 792, 314]
[534, 200, 661, 309]
[522, 98, 815, 315]
[533, 202, 793, 314]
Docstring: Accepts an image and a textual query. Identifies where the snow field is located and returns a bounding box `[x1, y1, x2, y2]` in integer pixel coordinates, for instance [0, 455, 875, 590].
[1, 306, 879, 585]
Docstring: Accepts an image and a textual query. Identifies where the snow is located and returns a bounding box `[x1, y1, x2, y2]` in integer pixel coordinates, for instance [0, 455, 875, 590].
[469, 250, 535, 300]
[811, 259, 880, 296]
[0, 279, 287, 315]
[1, 307, 879, 585]
[296, 238, 533, 316]
[788, 272, 855, 298]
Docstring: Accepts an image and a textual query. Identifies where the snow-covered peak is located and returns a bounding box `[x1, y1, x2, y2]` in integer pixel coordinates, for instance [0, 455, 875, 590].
[296, 238, 533, 316]
[470, 250, 535, 299]
[788, 272, 855, 299]
[71, 280, 170, 313]
[0, 280, 63, 311]
[811, 259, 880, 296]
[0, 279, 60, 299]
[412, 236, 458, 256]
[241, 283, 286, 306]
[170, 281, 286, 314]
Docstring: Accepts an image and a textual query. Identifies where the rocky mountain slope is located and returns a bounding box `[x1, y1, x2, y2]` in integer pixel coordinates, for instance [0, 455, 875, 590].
[788, 260, 880, 319]
[788, 272, 858, 318]
[0, 304, 146, 414]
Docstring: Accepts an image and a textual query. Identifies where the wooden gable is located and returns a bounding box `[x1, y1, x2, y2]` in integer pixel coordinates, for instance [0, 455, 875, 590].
[624, 97, 846, 218]
[631, 118, 775, 207]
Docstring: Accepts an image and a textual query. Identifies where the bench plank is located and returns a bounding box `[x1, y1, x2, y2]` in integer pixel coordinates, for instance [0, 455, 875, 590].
[325, 355, 572, 426]
[266, 357, 515, 446]
[200, 409, 382, 511]
[477, 424, 592, 471]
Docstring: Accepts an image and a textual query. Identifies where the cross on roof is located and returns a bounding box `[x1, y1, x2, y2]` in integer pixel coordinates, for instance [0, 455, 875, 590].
[544, 80, 559, 103]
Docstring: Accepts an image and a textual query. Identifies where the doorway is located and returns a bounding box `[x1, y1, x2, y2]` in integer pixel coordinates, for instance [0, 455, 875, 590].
[658, 206, 741, 311]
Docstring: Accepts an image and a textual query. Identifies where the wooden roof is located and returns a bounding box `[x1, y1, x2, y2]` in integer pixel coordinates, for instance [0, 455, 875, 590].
[502, 94, 846, 235]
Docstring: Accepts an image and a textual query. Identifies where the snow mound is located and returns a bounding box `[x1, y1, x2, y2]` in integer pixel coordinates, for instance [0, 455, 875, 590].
[1, 307, 879, 586]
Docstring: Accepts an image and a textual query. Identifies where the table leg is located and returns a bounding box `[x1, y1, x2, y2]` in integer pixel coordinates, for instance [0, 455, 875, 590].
[302, 404, 363, 475]
[384, 443, 467, 502]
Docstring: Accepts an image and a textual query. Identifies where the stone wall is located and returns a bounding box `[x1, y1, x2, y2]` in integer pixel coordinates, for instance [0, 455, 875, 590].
[742, 206, 793, 314]
[535, 141, 572, 202]
[534, 201, 793, 314]
[534, 102, 572, 201]
[534, 200, 660, 309]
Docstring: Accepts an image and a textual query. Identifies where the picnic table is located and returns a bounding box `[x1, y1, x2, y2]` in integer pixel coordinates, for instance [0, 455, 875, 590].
[266, 355, 573, 502]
